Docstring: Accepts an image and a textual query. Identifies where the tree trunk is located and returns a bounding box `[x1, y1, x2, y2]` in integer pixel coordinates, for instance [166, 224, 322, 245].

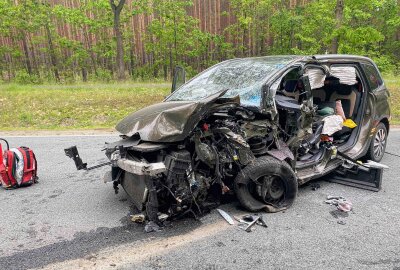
[3, 53, 11, 82]
[163, 63, 167, 81]
[83, 27, 98, 76]
[129, 35, 135, 77]
[28, 34, 39, 76]
[173, 14, 177, 66]
[82, 67, 88, 82]
[169, 43, 173, 79]
[21, 31, 32, 75]
[110, 0, 126, 80]
[331, 0, 344, 54]
[45, 22, 60, 82]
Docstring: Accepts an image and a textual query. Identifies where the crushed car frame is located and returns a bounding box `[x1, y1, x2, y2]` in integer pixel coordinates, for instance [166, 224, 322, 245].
[66, 55, 390, 224]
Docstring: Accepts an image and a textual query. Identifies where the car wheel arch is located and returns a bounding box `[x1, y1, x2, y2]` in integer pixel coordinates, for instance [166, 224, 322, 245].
[379, 117, 390, 135]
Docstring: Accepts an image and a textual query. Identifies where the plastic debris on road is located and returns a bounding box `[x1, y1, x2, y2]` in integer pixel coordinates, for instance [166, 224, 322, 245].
[144, 221, 161, 233]
[217, 209, 235, 225]
[131, 214, 145, 223]
[234, 214, 268, 232]
[325, 195, 353, 212]
[216, 209, 268, 232]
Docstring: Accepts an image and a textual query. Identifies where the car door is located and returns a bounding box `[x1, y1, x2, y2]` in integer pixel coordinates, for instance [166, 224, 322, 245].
[361, 62, 390, 126]
[328, 61, 388, 191]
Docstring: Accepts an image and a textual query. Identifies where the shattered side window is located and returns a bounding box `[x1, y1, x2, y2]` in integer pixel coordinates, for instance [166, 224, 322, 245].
[361, 63, 383, 90]
[219, 62, 276, 107]
[167, 56, 298, 107]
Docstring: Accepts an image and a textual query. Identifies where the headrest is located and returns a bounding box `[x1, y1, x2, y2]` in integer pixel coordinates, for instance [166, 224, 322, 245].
[323, 77, 337, 90]
[284, 80, 298, 93]
[336, 84, 354, 95]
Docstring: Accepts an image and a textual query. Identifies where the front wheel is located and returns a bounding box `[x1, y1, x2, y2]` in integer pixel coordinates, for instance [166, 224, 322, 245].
[365, 122, 387, 162]
[234, 156, 298, 212]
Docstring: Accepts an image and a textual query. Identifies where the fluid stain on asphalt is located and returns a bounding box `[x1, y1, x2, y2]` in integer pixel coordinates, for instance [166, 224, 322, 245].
[0, 219, 202, 270]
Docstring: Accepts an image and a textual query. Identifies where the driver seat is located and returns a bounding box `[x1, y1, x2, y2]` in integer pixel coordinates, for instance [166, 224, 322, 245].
[329, 85, 358, 118]
[282, 80, 300, 102]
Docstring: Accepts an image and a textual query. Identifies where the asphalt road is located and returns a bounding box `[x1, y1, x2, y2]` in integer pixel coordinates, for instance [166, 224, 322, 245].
[0, 131, 399, 270]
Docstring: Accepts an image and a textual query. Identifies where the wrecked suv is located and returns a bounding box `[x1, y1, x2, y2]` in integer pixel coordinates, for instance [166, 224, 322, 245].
[66, 55, 390, 223]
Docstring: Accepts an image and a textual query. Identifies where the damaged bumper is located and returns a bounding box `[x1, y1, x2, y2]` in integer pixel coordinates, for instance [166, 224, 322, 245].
[115, 159, 166, 177]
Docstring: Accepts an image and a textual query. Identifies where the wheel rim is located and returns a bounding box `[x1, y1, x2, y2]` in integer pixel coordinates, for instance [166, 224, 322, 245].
[373, 127, 386, 159]
[252, 175, 286, 205]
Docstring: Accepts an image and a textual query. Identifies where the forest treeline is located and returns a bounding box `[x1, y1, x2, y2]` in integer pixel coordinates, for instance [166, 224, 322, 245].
[0, 0, 399, 83]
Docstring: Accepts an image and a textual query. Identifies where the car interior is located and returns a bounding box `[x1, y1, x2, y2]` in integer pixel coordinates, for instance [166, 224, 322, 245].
[275, 64, 365, 163]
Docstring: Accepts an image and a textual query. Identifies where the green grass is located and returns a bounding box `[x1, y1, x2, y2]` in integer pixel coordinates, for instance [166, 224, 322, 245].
[0, 76, 398, 131]
[385, 75, 400, 125]
[0, 82, 170, 130]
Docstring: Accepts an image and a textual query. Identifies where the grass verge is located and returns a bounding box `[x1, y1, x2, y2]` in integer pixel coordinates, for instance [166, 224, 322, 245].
[385, 75, 400, 125]
[0, 82, 170, 130]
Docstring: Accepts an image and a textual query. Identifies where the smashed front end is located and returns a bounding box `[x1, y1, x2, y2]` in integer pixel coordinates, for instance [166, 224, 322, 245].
[103, 92, 264, 223]
[65, 57, 315, 225]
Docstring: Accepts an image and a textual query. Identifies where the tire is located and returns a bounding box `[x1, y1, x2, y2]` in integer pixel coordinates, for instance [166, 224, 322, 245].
[234, 156, 298, 212]
[365, 122, 387, 162]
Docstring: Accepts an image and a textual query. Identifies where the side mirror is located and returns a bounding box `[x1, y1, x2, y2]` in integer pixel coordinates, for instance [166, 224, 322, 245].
[171, 66, 186, 93]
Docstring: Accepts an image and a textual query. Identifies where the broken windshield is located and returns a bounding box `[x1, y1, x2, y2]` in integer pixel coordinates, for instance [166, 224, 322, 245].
[166, 56, 299, 107]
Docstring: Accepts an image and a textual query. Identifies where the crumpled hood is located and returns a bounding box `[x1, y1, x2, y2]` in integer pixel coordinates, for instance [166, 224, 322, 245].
[116, 91, 226, 142]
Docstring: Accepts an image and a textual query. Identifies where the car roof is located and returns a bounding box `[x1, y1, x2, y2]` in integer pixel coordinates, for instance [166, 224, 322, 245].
[224, 54, 375, 66]
[223, 55, 304, 64]
[311, 54, 375, 64]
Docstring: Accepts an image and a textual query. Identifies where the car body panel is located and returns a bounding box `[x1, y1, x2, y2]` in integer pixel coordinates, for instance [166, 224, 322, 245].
[65, 54, 391, 222]
[115, 54, 390, 183]
[295, 56, 391, 182]
[115, 90, 227, 142]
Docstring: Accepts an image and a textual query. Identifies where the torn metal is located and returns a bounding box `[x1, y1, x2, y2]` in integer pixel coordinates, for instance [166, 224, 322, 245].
[217, 209, 235, 225]
[64, 55, 389, 227]
[116, 91, 227, 142]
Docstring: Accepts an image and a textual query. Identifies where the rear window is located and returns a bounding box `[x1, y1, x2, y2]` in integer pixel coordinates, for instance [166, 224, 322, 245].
[362, 63, 383, 90]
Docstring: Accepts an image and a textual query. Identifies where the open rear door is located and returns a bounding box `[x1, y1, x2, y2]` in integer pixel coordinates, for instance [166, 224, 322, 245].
[329, 151, 388, 191]
[328, 151, 385, 192]
[329, 164, 383, 191]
